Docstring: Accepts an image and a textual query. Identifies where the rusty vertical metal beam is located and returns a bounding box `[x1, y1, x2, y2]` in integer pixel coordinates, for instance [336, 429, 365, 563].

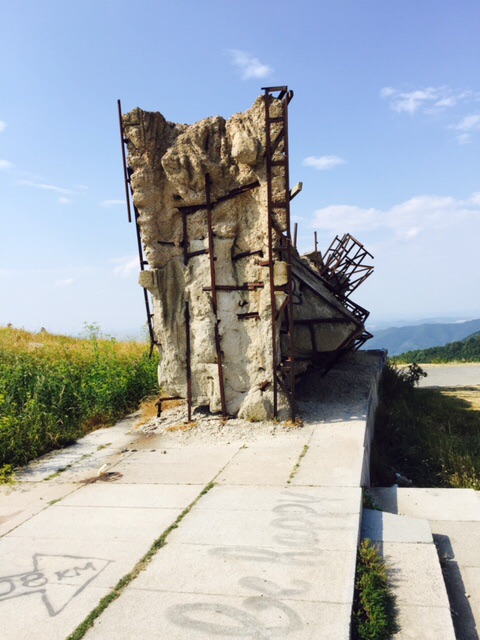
[182, 212, 189, 266]
[185, 300, 192, 422]
[117, 100, 132, 224]
[281, 90, 296, 420]
[263, 88, 279, 417]
[205, 173, 227, 419]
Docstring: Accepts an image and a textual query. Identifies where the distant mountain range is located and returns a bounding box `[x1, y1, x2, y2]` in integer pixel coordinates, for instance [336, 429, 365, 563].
[395, 331, 480, 363]
[366, 318, 480, 356]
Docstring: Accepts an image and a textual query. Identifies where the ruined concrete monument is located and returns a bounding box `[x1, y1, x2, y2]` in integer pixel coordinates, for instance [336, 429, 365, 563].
[119, 87, 373, 421]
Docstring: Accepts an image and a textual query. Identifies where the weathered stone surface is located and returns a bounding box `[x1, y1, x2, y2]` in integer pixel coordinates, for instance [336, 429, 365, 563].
[123, 96, 364, 418]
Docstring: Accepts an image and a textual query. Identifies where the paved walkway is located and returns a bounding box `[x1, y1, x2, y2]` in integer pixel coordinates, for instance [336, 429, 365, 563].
[417, 364, 480, 388]
[0, 353, 383, 640]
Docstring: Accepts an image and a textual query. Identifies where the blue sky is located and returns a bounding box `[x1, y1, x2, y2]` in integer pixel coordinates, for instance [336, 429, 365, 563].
[1, 0, 479, 336]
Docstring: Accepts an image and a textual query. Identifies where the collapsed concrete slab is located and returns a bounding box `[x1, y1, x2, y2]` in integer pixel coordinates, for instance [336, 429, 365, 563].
[121, 87, 372, 420]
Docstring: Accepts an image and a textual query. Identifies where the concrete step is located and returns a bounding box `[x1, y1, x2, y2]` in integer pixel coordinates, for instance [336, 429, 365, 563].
[370, 487, 480, 639]
[361, 508, 456, 639]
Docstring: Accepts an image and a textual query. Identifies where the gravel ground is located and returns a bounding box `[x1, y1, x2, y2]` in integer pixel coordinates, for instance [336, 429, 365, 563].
[138, 350, 385, 447]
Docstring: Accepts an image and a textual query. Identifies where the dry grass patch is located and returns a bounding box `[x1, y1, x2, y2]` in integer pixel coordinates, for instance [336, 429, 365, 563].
[440, 386, 480, 411]
[166, 422, 197, 432]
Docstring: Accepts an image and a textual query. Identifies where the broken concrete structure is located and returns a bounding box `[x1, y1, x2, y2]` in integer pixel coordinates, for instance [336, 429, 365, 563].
[120, 87, 373, 420]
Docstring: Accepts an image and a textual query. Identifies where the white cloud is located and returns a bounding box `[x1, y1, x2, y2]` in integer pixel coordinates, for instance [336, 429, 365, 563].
[381, 86, 443, 114]
[381, 86, 480, 143]
[112, 256, 138, 278]
[0, 159, 13, 170]
[17, 180, 73, 195]
[380, 86, 479, 115]
[0, 120, 6, 133]
[226, 49, 272, 80]
[451, 113, 480, 143]
[101, 199, 125, 208]
[310, 193, 479, 242]
[58, 197, 71, 205]
[303, 155, 346, 171]
[54, 278, 74, 287]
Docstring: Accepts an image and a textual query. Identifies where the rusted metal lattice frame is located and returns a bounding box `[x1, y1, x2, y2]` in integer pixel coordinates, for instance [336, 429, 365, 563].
[319, 233, 374, 297]
[263, 86, 296, 420]
[178, 177, 263, 420]
[117, 100, 157, 356]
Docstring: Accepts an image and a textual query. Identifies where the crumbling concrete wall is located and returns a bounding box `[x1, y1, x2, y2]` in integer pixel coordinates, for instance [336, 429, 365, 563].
[123, 95, 364, 419]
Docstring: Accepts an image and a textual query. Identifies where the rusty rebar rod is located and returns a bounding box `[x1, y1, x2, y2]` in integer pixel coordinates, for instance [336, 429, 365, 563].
[185, 301, 192, 422]
[205, 173, 227, 419]
[117, 100, 132, 224]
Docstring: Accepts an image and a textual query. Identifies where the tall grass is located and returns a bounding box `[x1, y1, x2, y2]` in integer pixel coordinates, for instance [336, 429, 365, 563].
[371, 361, 480, 489]
[0, 325, 159, 472]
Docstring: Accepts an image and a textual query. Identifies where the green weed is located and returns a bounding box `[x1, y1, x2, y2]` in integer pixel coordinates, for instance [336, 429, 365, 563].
[0, 326, 158, 469]
[352, 539, 397, 640]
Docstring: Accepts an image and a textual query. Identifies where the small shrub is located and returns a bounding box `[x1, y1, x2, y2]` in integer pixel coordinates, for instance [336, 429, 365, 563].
[352, 539, 397, 640]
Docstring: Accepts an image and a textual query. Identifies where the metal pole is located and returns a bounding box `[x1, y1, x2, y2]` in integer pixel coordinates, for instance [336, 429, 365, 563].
[117, 100, 132, 223]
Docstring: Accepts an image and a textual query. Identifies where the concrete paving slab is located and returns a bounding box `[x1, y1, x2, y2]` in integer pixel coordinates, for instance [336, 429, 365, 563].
[290, 442, 364, 487]
[59, 483, 202, 509]
[216, 462, 294, 486]
[0, 535, 148, 589]
[308, 420, 366, 445]
[84, 589, 352, 640]
[132, 543, 356, 603]
[131, 542, 357, 604]
[0, 483, 79, 536]
[114, 462, 228, 485]
[1, 584, 110, 640]
[361, 509, 432, 544]
[437, 559, 479, 640]
[215, 445, 307, 486]
[393, 604, 456, 639]
[432, 521, 480, 567]
[9, 505, 183, 542]
[125, 446, 241, 466]
[462, 566, 480, 631]
[193, 485, 361, 514]
[168, 507, 360, 551]
[382, 542, 451, 608]
[371, 487, 480, 521]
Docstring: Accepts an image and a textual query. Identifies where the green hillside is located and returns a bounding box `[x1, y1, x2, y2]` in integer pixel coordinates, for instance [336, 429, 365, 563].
[367, 318, 480, 355]
[395, 331, 480, 363]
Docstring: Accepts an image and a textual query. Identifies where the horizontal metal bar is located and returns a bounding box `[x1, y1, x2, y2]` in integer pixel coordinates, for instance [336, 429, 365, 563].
[237, 312, 260, 320]
[232, 249, 263, 261]
[187, 248, 209, 258]
[262, 85, 288, 92]
[203, 282, 265, 292]
[293, 317, 352, 325]
[177, 180, 260, 215]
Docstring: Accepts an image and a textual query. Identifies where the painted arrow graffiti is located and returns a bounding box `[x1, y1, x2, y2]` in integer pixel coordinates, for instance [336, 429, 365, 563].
[0, 554, 112, 616]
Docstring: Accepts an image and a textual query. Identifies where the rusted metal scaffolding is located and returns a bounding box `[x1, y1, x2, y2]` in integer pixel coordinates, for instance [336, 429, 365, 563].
[319, 233, 374, 297]
[117, 100, 157, 355]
